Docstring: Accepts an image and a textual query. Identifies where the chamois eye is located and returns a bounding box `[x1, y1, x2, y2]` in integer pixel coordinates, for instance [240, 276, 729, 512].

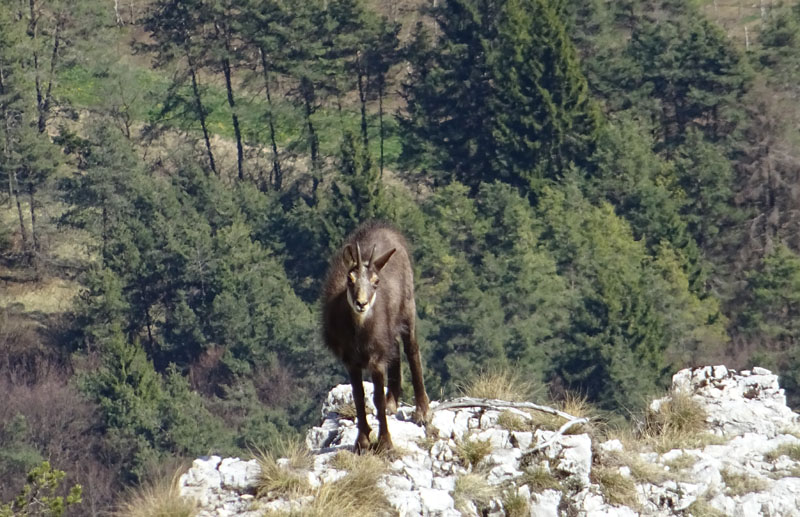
[371, 275, 379, 285]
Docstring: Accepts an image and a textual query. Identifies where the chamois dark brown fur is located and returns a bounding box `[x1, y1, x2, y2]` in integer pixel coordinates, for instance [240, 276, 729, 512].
[322, 221, 430, 452]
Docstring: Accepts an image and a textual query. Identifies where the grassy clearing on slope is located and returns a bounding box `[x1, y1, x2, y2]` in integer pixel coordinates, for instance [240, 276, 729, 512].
[56, 61, 403, 168]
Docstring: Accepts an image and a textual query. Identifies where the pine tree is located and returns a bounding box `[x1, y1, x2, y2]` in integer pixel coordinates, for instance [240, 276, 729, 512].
[401, 0, 599, 193]
[400, 0, 498, 189]
[489, 0, 600, 190]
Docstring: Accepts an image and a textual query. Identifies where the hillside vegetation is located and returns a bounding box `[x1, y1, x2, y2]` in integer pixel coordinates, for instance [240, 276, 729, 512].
[3, 0, 800, 513]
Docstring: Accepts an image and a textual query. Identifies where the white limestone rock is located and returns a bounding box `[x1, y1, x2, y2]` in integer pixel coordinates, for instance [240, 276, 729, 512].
[218, 458, 260, 492]
[181, 366, 800, 517]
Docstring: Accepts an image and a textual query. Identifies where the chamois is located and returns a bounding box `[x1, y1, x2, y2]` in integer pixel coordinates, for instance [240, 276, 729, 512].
[322, 222, 430, 452]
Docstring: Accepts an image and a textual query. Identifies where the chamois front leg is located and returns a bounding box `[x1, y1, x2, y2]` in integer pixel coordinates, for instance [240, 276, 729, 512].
[403, 319, 430, 424]
[349, 368, 372, 454]
[370, 365, 393, 452]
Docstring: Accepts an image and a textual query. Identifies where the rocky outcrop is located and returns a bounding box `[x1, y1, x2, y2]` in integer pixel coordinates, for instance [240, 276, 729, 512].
[180, 366, 800, 516]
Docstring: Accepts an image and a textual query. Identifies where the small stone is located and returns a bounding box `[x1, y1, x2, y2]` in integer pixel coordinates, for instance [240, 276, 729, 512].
[433, 475, 456, 491]
[419, 487, 455, 513]
[529, 489, 561, 517]
[431, 410, 457, 439]
[480, 410, 501, 429]
[511, 431, 533, 450]
[403, 465, 433, 489]
[598, 439, 624, 454]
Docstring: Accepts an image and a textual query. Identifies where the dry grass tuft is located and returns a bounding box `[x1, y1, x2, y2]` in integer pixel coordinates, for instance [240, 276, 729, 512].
[686, 492, 728, 517]
[557, 392, 598, 435]
[663, 452, 697, 474]
[641, 390, 722, 453]
[458, 366, 541, 402]
[592, 466, 639, 509]
[334, 402, 358, 421]
[600, 449, 669, 485]
[764, 442, 800, 462]
[255, 437, 314, 499]
[452, 473, 498, 515]
[116, 470, 196, 517]
[454, 436, 494, 469]
[645, 391, 707, 436]
[522, 466, 562, 493]
[496, 411, 530, 432]
[501, 489, 530, 517]
[263, 450, 390, 517]
[721, 468, 768, 496]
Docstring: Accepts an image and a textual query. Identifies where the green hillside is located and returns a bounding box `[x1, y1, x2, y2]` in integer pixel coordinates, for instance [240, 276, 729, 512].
[3, 0, 800, 513]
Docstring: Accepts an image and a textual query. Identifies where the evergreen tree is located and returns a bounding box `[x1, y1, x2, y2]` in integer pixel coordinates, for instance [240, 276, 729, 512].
[401, 0, 599, 192]
[489, 0, 600, 190]
[591, 116, 704, 289]
[79, 331, 163, 483]
[673, 128, 737, 258]
[323, 130, 383, 247]
[538, 184, 723, 410]
[741, 245, 800, 406]
[623, 9, 749, 151]
[400, 1, 498, 188]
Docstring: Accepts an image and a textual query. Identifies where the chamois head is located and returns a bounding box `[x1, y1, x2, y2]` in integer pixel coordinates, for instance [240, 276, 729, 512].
[343, 242, 396, 321]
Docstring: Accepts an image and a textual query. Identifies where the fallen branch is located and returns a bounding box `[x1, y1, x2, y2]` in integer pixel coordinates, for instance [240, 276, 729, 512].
[433, 397, 581, 422]
[521, 417, 590, 459]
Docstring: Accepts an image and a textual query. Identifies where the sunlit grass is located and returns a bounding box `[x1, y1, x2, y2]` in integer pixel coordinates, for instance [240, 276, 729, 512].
[458, 366, 542, 402]
[454, 436, 493, 469]
[452, 473, 498, 515]
[116, 470, 196, 517]
[0, 276, 81, 314]
[264, 450, 391, 517]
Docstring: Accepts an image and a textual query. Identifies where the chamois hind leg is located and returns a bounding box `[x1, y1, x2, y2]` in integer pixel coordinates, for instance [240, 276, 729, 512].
[370, 365, 393, 452]
[348, 368, 372, 454]
[386, 354, 401, 415]
[402, 317, 430, 424]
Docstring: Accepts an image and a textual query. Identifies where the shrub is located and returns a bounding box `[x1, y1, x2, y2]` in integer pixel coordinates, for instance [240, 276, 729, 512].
[0, 461, 83, 517]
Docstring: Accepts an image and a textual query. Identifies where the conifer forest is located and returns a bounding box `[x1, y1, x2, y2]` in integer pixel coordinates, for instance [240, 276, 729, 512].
[2, 0, 800, 512]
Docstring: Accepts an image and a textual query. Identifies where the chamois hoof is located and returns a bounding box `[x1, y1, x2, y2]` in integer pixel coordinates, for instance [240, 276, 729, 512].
[411, 406, 430, 425]
[353, 433, 372, 454]
[372, 435, 393, 453]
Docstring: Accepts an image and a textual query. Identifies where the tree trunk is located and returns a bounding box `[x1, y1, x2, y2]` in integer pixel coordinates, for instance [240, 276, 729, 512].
[357, 66, 369, 148]
[301, 76, 321, 197]
[221, 56, 244, 181]
[259, 48, 283, 190]
[37, 12, 61, 134]
[101, 203, 108, 267]
[28, 183, 39, 275]
[12, 171, 29, 249]
[114, 0, 123, 25]
[378, 78, 385, 179]
[188, 56, 218, 176]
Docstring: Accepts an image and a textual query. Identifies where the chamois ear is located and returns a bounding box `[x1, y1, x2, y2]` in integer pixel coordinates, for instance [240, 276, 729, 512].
[343, 245, 357, 267]
[372, 248, 396, 271]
